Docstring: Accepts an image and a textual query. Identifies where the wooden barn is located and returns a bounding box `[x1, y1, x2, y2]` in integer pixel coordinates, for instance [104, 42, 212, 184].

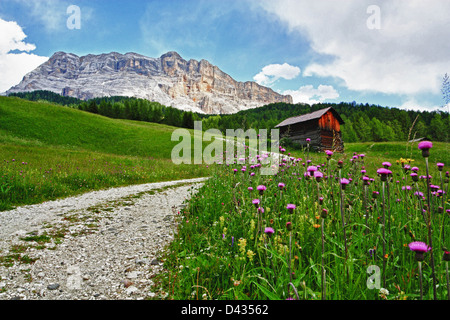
[275, 107, 345, 152]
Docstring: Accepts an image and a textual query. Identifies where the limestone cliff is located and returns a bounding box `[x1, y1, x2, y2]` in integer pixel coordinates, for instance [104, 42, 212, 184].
[6, 51, 293, 114]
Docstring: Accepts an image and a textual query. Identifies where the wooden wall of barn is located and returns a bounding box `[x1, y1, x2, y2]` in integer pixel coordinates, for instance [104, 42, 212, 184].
[318, 110, 341, 132]
[279, 112, 344, 151]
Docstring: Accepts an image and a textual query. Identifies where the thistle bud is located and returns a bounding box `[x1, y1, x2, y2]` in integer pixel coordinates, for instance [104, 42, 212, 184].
[444, 251, 450, 262]
[286, 222, 293, 231]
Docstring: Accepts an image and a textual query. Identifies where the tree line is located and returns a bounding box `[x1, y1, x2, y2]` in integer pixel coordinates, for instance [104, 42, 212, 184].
[217, 101, 449, 143]
[9, 91, 200, 129]
[8, 90, 449, 143]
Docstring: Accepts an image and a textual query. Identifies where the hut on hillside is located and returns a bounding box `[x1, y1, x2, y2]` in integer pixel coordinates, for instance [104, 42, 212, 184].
[275, 107, 345, 152]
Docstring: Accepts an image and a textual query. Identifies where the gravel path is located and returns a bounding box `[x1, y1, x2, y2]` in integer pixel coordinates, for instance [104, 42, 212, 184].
[0, 177, 208, 300]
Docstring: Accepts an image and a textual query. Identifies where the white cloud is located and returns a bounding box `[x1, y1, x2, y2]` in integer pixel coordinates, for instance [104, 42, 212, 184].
[253, 63, 300, 86]
[257, 0, 450, 96]
[284, 84, 339, 105]
[0, 18, 48, 93]
[395, 98, 444, 113]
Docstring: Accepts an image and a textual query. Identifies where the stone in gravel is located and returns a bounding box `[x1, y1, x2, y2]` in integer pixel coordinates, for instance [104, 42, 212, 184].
[150, 259, 160, 266]
[47, 283, 60, 290]
[125, 286, 139, 295]
[135, 258, 148, 265]
[123, 279, 133, 288]
[126, 271, 140, 279]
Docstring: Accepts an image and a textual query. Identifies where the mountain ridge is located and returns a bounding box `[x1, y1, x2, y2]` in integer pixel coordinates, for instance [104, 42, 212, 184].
[6, 51, 293, 114]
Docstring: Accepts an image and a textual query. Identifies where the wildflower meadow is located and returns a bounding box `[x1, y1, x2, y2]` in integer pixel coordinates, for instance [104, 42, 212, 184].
[156, 140, 449, 300]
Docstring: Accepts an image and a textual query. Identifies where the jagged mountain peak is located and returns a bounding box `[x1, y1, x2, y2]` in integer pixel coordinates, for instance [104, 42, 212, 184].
[6, 51, 293, 114]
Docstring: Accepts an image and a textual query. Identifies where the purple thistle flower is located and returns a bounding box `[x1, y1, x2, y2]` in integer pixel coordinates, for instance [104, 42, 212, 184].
[286, 204, 296, 213]
[418, 141, 432, 157]
[278, 182, 285, 190]
[382, 162, 391, 168]
[363, 176, 370, 185]
[257, 185, 266, 195]
[307, 165, 317, 173]
[408, 241, 431, 253]
[314, 171, 323, 182]
[377, 168, 392, 181]
[437, 163, 444, 171]
[264, 227, 274, 237]
[340, 178, 349, 190]
[252, 199, 260, 207]
[418, 141, 433, 150]
[414, 191, 424, 198]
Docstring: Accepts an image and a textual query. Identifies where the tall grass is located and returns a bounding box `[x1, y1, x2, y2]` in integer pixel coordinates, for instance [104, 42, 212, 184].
[0, 144, 210, 211]
[156, 142, 449, 300]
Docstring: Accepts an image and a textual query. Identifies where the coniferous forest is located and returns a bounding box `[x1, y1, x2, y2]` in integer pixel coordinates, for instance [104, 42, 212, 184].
[9, 90, 449, 143]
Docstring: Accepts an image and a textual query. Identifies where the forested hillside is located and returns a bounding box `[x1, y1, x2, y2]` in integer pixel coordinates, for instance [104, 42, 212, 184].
[213, 102, 449, 143]
[9, 91, 449, 142]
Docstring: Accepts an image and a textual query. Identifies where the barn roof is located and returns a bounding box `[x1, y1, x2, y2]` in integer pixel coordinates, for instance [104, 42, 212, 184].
[275, 107, 344, 128]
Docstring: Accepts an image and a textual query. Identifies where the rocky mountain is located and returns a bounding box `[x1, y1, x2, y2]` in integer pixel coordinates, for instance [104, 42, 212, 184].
[6, 51, 293, 114]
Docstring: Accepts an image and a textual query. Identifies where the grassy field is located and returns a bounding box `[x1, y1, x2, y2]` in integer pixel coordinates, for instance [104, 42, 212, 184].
[154, 140, 449, 300]
[0, 96, 210, 211]
[1, 95, 449, 300]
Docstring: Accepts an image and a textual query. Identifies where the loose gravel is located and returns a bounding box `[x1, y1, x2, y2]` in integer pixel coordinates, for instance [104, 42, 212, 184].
[0, 177, 208, 300]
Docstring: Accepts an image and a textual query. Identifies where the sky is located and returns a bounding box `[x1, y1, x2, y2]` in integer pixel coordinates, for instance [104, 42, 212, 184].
[0, 0, 449, 112]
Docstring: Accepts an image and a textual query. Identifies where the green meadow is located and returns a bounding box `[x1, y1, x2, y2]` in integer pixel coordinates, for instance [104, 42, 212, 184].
[0, 96, 210, 211]
[1, 95, 449, 300]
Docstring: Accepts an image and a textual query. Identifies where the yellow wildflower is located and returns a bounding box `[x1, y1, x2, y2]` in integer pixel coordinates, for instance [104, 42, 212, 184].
[238, 238, 247, 255]
[247, 250, 255, 262]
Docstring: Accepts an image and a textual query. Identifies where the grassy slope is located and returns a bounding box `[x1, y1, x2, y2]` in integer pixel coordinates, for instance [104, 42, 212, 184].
[0, 96, 187, 159]
[0, 97, 209, 210]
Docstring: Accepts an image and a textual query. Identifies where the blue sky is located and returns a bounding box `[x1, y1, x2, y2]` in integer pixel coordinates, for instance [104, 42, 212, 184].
[0, 0, 449, 112]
